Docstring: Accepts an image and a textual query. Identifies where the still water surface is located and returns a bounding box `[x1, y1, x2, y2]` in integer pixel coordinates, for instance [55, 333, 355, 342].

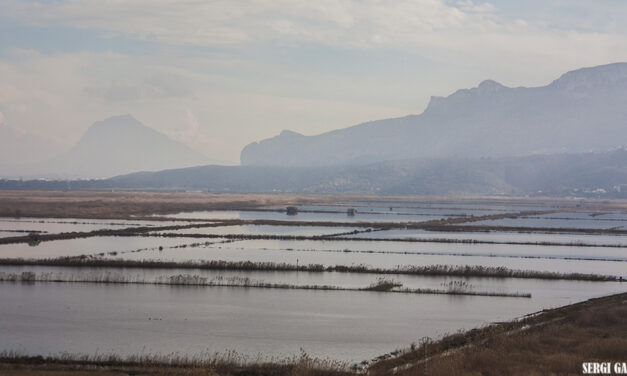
[1, 282, 617, 362]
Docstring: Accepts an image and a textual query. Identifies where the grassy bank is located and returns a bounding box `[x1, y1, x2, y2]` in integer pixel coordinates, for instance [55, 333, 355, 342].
[368, 291, 627, 376]
[0, 350, 351, 376]
[0, 271, 532, 298]
[0, 190, 353, 219]
[0, 257, 619, 281]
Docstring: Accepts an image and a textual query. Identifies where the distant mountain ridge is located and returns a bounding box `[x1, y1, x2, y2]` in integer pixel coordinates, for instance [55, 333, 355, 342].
[241, 63, 627, 166]
[5, 149, 627, 198]
[43, 115, 210, 178]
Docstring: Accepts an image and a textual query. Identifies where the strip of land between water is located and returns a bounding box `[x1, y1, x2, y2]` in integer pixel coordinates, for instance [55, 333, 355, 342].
[0, 258, 619, 281]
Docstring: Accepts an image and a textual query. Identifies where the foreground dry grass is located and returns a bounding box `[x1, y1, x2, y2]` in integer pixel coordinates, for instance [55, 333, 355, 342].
[0, 363, 348, 376]
[0, 353, 351, 376]
[370, 292, 627, 376]
[426, 312, 626, 375]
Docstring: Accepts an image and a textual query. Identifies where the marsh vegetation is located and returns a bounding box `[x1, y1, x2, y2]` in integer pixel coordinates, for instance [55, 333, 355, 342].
[0, 271, 532, 297]
[0, 257, 618, 281]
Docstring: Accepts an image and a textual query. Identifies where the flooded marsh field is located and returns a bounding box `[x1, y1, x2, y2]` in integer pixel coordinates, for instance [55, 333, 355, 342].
[1, 196, 626, 364]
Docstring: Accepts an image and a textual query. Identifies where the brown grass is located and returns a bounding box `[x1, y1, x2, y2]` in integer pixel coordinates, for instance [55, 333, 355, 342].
[0, 350, 351, 376]
[0, 190, 358, 219]
[0, 257, 617, 281]
[1, 189, 620, 220]
[418, 307, 627, 376]
[0, 270, 532, 298]
[369, 292, 627, 376]
[0, 190, 567, 219]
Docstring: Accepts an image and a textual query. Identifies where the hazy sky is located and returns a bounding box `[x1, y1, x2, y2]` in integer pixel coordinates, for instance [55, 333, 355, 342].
[1, 0, 627, 164]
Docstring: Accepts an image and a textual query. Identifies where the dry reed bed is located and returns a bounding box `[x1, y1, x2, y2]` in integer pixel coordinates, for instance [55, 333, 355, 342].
[0, 349, 352, 376]
[0, 190, 353, 219]
[0, 258, 619, 281]
[0, 271, 531, 298]
[0, 188, 564, 221]
[0, 229, 47, 233]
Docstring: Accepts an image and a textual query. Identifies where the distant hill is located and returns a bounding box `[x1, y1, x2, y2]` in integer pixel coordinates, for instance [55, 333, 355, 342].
[4, 149, 627, 198]
[241, 63, 627, 166]
[42, 115, 210, 178]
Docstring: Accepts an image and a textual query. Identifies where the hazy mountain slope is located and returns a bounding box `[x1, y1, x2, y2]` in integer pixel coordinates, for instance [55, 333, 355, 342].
[107, 165, 350, 192]
[241, 63, 627, 166]
[120, 149, 627, 196]
[105, 161, 513, 195]
[44, 115, 210, 178]
[6, 149, 625, 197]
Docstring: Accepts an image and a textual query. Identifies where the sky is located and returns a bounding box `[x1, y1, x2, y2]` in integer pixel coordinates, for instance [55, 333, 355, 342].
[1, 0, 626, 164]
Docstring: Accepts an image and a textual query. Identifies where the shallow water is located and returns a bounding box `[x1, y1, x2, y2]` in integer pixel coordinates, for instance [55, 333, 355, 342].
[0, 217, 193, 238]
[540, 212, 627, 221]
[295, 204, 514, 217]
[0, 236, 220, 259]
[197, 238, 627, 261]
[0, 281, 616, 362]
[112, 242, 627, 278]
[467, 217, 627, 230]
[0, 231, 32, 238]
[162, 210, 449, 223]
[299, 200, 556, 212]
[151, 225, 360, 237]
[345, 229, 627, 246]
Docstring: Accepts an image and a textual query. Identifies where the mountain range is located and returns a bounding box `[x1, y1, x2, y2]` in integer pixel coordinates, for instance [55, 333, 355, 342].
[4, 149, 627, 197]
[241, 63, 627, 166]
[2, 62, 627, 197]
[1, 115, 211, 178]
